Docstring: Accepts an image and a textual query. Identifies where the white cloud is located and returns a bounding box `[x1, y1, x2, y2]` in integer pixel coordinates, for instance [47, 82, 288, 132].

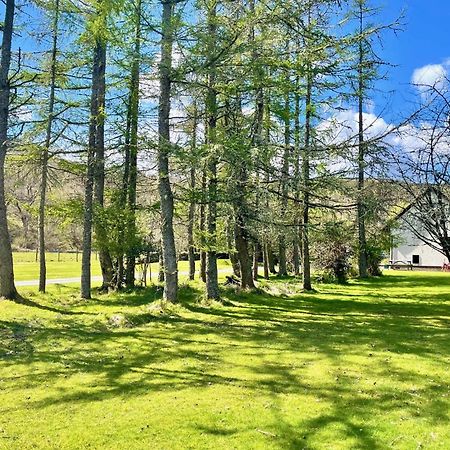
[315, 107, 450, 176]
[411, 62, 448, 95]
[12, 106, 33, 123]
[317, 109, 393, 147]
[140, 46, 184, 102]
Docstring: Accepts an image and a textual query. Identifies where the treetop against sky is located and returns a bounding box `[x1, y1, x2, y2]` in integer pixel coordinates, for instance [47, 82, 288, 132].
[5, 0, 448, 151]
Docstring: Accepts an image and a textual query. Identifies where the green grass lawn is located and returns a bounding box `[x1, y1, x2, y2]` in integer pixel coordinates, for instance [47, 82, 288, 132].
[13, 252, 102, 281]
[1, 272, 449, 449]
[12, 252, 231, 282]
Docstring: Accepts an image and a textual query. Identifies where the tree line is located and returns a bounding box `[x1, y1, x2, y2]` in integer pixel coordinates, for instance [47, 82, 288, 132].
[1, 0, 446, 302]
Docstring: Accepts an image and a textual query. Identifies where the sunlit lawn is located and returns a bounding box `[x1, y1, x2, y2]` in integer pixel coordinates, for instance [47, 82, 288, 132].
[12, 252, 232, 282]
[0, 271, 449, 449]
[13, 252, 102, 281]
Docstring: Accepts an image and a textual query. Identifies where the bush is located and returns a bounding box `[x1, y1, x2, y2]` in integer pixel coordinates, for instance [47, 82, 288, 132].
[312, 222, 353, 284]
[366, 243, 385, 276]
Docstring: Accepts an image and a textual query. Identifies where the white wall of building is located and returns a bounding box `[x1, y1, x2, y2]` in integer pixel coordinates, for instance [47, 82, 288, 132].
[391, 211, 448, 267]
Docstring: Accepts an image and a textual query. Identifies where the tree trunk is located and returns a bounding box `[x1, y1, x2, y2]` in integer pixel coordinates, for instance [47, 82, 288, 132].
[268, 244, 277, 274]
[292, 237, 300, 276]
[232, 162, 254, 289]
[158, 242, 165, 282]
[117, 113, 131, 290]
[252, 242, 259, 280]
[278, 90, 290, 277]
[234, 210, 255, 289]
[0, 0, 17, 299]
[250, 0, 264, 285]
[39, 0, 60, 293]
[125, 0, 142, 288]
[302, 70, 313, 291]
[263, 242, 269, 279]
[199, 169, 207, 282]
[81, 38, 102, 299]
[188, 165, 196, 281]
[206, 154, 219, 298]
[227, 220, 240, 278]
[188, 103, 198, 281]
[205, 2, 219, 300]
[292, 73, 301, 277]
[158, 0, 178, 302]
[357, 3, 368, 278]
[93, 37, 114, 291]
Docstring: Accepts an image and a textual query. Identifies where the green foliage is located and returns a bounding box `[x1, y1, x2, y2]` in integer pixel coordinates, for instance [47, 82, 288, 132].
[48, 198, 83, 227]
[93, 203, 141, 258]
[312, 221, 354, 283]
[365, 230, 392, 276]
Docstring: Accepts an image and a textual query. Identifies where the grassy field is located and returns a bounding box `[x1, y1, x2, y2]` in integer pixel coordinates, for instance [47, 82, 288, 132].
[1, 271, 449, 449]
[12, 252, 231, 282]
[13, 252, 102, 281]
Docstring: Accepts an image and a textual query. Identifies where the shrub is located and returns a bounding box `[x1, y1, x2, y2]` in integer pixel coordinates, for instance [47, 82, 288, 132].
[312, 221, 353, 284]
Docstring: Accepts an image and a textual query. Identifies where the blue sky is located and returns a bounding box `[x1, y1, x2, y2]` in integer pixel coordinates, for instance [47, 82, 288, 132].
[375, 0, 450, 120]
[2, 0, 449, 129]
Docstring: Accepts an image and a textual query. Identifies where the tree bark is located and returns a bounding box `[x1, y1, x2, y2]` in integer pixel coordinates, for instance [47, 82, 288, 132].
[188, 166, 196, 280]
[205, 1, 220, 300]
[252, 242, 260, 280]
[125, 0, 142, 288]
[39, 0, 60, 293]
[158, 0, 178, 302]
[188, 103, 198, 281]
[0, 0, 17, 299]
[357, 2, 368, 278]
[93, 38, 114, 291]
[158, 241, 165, 282]
[302, 70, 313, 291]
[234, 209, 255, 289]
[227, 219, 240, 278]
[292, 73, 301, 277]
[268, 244, 277, 274]
[262, 242, 269, 279]
[199, 170, 207, 282]
[81, 38, 103, 299]
[278, 90, 290, 277]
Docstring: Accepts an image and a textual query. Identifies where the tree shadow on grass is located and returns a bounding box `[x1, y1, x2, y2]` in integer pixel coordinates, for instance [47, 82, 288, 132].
[12, 295, 92, 316]
[1, 274, 449, 448]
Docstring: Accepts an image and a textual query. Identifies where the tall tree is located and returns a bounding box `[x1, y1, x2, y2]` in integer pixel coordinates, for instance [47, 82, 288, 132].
[81, 2, 111, 298]
[278, 87, 290, 277]
[158, 0, 178, 302]
[199, 169, 207, 282]
[38, 0, 60, 293]
[0, 0, 17, 299]
[351, 0, 396, 277]
[93, 24, 114, 291]
[124, 0, 142, 288]
[187, 102, 198, 281]
[205, 0, 220, 300]
[356, 0, 369, 278]
[292, 72, 302, 277]
[301, 6, 314, 292]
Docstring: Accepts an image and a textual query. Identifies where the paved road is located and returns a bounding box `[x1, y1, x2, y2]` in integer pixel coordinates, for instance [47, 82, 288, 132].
[15, 269, 232, 287]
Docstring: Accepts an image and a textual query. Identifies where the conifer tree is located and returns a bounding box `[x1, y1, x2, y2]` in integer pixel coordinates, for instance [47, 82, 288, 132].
[0, 0, 17, 299]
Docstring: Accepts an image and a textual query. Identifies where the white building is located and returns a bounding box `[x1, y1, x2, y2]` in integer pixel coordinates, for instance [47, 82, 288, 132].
[390, 202, 449, 269]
